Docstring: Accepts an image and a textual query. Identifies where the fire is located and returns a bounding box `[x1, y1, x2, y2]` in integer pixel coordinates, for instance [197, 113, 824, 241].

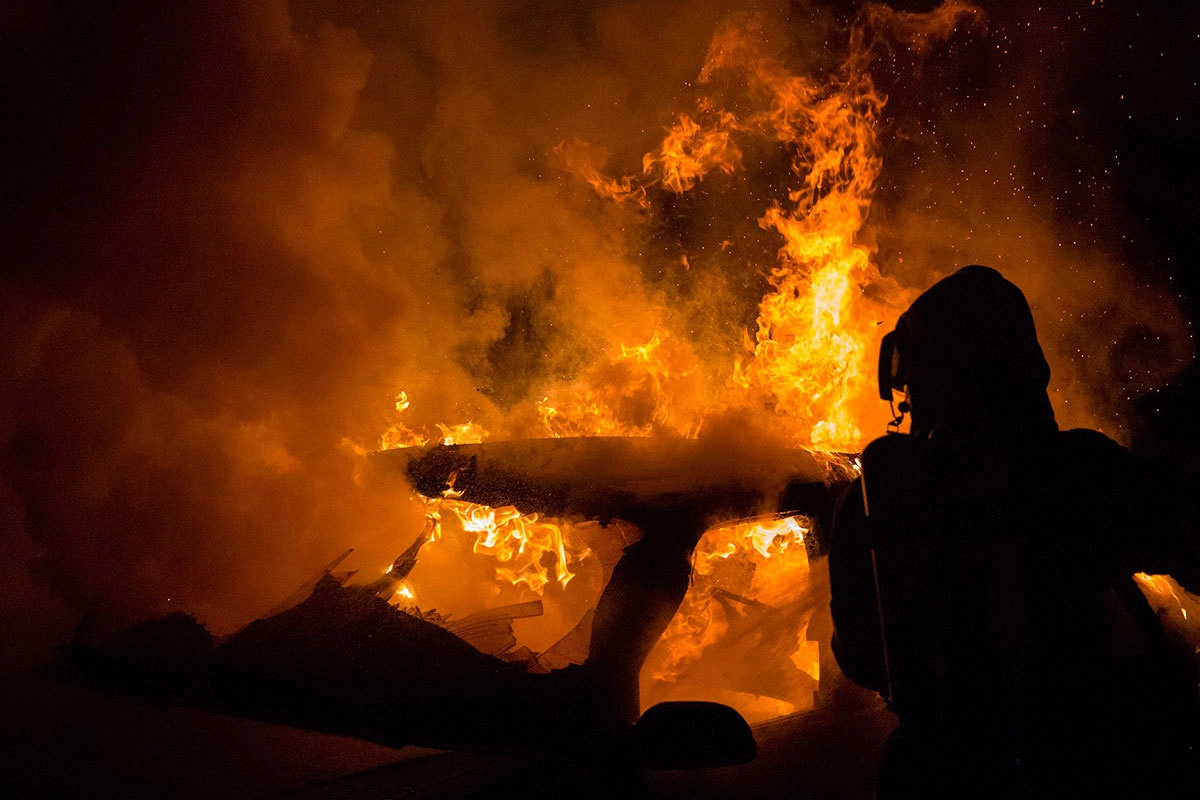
[381, 396, 487, 451]
[642, 514, 819, 718]
[381, 392, 432, 450]
[537, 329, 707, 439]
[381, 397, 594, 601]
[543, 6, 965, 453]
[391, 493, 593, 601]
[550, 12, 930, 452]
[378, 5, 981, 719]
[644, 111, 742, 194]
[384, 8, 925, 452]
[1134, 572, 1200, 667]
[680, 17, 896, 450]
[434, 422, 486, 446]
[441, 498, 581, 593]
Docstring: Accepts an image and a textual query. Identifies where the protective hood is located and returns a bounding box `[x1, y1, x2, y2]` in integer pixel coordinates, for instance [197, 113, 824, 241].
[891, 265, 1056, 440]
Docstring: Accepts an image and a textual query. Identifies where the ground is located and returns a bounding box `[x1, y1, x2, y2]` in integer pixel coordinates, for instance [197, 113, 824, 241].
[0, 673, 894, 799]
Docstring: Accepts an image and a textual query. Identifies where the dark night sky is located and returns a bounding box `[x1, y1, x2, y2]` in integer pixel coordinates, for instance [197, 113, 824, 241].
[989, 0, 1198, 309]
[841, 0, 1199, 303]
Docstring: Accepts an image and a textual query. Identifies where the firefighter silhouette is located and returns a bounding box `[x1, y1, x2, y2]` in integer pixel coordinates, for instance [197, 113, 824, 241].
[829, 265, 1198, 798]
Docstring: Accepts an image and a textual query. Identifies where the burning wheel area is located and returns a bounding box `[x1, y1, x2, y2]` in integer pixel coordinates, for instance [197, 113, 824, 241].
[378, 437, 849, 726]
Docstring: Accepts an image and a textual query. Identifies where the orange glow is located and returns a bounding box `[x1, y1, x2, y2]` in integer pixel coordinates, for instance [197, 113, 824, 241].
[443, 498, 582, 593]
[1135, 572, 1198, 625]
[381, 393, 430, 449]
[380, 6, 982, 721]
[381, 396, 487, 451]
[556, 14, 917, 452]
[386, 11, 924, 453]
[434, 422, 485, 446]
[401, 482, 592, 598]
[642, 514, 817, 715]
[1134, 573, 1200, 667]
[643, 112, 742, 194]
[536, 329, 707, 439]
[551, 139, 649, 209]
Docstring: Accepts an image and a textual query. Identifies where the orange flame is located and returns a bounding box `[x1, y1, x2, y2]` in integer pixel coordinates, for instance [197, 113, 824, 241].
[552, 139, 649, 209]
[382, 397, 592, 597]
[537, 329, 707, 439]
[444, 499, 581, 593]
[646, 514, 815, 687]
[643, 111, 742, 194]
[382, 4, 983, 720]
[381, 394, 488, 451]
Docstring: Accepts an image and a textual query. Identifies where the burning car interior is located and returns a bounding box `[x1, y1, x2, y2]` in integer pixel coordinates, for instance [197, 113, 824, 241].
[2, 0, 1199, 797]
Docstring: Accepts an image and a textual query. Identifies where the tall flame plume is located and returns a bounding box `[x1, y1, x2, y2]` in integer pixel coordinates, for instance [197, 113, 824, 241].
[382, 3, 983, 718]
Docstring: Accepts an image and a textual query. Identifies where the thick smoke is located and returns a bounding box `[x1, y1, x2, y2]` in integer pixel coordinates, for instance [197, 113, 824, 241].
[0, 0, 1191, 670]
[0, 0, 764, 669]
[1, 2, 440, 665]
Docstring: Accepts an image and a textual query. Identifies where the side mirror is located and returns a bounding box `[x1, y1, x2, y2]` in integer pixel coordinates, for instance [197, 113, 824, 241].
[632, 701, 756, 769]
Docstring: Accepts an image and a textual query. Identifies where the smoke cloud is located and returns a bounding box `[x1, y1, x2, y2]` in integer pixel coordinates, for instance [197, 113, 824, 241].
[1, 0, 1191, 670]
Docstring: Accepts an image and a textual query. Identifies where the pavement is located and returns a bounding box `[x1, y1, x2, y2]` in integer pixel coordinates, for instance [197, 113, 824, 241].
[0, 673, 894, 799]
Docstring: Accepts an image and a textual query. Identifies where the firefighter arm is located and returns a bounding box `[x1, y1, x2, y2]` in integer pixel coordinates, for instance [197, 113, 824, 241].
[828, 479, 889, 693]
